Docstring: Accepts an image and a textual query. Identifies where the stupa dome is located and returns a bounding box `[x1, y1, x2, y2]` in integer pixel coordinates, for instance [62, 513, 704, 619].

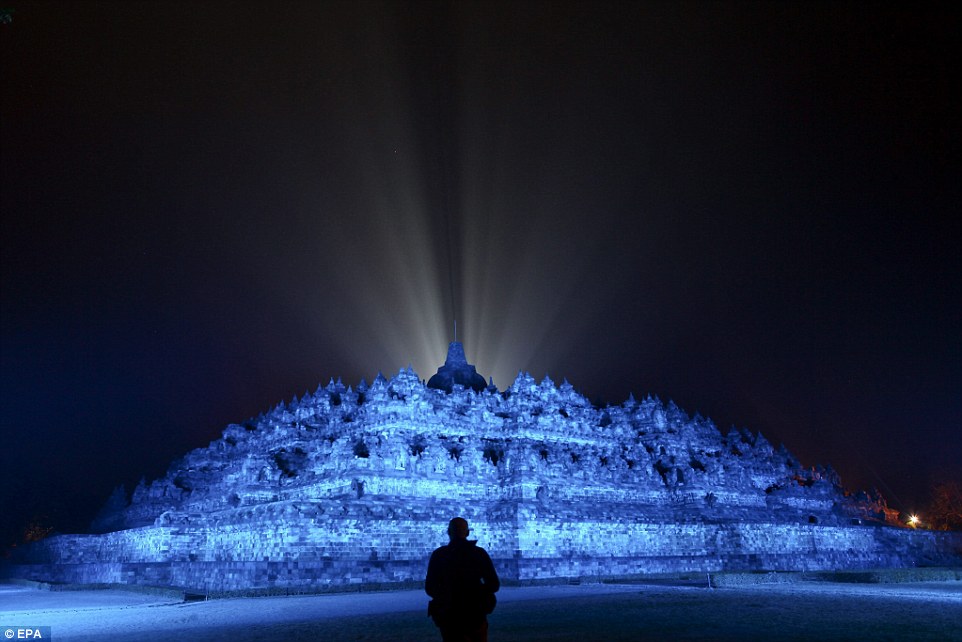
[426, 342, 487, 393]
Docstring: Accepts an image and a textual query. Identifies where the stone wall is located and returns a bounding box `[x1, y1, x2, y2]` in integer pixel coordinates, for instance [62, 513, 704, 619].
[8, 358, 956, 593]
[9, 503, 961, 593]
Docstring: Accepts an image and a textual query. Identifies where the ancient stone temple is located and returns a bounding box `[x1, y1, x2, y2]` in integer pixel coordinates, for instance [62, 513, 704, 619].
[8, 343, 960, 594]
[427, 341, 488, 393]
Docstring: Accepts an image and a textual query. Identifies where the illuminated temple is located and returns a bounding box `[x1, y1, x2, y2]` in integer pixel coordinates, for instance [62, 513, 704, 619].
[9, 343, 961, 593]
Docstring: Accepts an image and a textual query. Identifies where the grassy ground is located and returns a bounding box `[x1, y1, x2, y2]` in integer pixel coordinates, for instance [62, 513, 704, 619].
[3, 578, 960, 641]
[208, 584, 962, 642]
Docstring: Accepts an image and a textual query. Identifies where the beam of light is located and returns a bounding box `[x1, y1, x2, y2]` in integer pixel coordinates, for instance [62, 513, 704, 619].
[257, 7, 461, 383]
[245, 5, 620, 390]
[250, 7, 454, 381]
[456, 122, 611, 389]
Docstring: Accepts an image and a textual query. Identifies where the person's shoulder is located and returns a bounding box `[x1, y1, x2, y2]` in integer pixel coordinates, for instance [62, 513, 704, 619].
[471, 543, 492, 557]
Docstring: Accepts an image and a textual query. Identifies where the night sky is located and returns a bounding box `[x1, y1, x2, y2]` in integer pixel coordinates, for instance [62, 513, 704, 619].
[1, 2, 959, 547]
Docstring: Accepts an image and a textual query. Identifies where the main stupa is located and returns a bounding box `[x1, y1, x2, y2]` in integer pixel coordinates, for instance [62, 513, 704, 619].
[427, 342, 488, 393]
[8, 343, 959, 594]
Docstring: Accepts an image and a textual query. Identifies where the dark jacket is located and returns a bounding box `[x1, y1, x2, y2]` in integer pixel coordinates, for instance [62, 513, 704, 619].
[425, 539, 500, 627]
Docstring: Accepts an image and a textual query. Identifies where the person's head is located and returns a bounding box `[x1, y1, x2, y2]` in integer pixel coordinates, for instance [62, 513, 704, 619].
[447, 517, 470, 541]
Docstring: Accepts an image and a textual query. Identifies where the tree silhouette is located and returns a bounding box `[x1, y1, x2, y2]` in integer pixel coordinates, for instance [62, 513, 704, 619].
[924, 480, 962, 531]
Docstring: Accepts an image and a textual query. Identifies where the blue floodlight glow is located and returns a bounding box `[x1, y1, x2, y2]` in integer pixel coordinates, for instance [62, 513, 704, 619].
[11, 344, 960, 594]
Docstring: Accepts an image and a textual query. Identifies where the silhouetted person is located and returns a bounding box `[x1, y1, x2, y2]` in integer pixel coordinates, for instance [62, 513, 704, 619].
[426, 517, 500, 642]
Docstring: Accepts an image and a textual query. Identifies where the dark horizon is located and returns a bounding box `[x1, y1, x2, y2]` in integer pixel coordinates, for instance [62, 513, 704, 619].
[1, 1, 959, 546]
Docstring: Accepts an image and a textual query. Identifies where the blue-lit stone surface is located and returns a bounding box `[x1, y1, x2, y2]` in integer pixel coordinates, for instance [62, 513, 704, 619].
[427, 342, 488, 393]
[8, 347, 962, 592]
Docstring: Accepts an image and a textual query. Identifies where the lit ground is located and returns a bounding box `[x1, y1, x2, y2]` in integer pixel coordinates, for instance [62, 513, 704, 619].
[2, 579, 960, 641]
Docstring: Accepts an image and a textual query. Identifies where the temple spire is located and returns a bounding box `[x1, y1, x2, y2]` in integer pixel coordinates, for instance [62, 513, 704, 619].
[427, 339, 486, 393]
